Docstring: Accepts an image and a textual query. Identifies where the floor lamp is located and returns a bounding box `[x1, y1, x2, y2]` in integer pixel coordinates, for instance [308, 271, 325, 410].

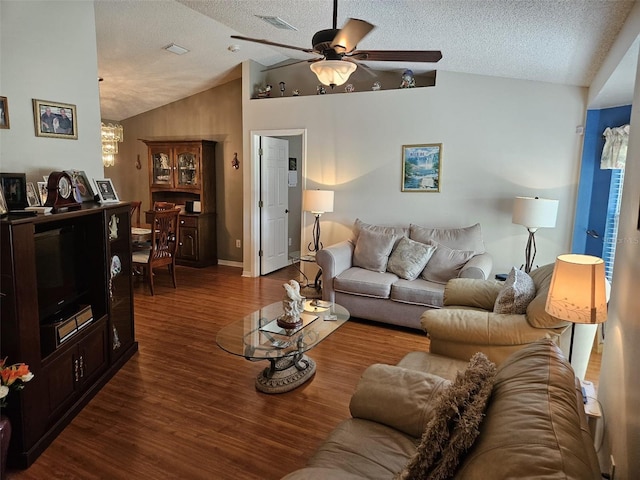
[545, 254, 608, 378]
[512, 196, 559, 273]
[303, 189, 334, 253]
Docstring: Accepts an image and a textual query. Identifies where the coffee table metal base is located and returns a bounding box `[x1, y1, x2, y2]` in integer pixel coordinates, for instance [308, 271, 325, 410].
[255, 354, 316, 394]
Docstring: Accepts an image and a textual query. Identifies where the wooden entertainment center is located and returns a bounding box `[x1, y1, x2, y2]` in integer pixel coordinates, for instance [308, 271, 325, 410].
[0, 203, 137, 468]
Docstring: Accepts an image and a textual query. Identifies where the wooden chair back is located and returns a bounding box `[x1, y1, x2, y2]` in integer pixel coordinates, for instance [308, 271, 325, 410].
[153, 201, 176, 211]
[130, 201, 142, 227]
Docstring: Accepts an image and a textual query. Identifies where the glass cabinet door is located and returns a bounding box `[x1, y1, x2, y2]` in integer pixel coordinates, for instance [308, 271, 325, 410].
[151, 146, 173, 187]
[176, 146, 200, 189]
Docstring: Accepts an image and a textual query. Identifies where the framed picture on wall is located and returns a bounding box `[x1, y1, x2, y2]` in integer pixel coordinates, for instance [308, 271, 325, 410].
[32, 99, 77, 139]
[401, 144, 442, 192]
[0, 96, 9, 129]
[93, 178, 120, 203]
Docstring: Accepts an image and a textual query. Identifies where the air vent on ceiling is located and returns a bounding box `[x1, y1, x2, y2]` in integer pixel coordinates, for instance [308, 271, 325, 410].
[164, 43, 189, 55]
[255, 15, 297, 31]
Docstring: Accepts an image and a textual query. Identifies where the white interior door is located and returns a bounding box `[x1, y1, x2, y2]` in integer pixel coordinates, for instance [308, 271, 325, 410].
[260, 136, 289, 274]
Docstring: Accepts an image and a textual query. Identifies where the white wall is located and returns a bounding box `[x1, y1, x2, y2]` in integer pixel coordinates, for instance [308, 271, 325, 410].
[0, 1, 103, 183]
[243, 65, 587, 276]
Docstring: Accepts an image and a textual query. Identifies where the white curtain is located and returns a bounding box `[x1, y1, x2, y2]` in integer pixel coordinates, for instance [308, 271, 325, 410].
[601, 124, 629, 169]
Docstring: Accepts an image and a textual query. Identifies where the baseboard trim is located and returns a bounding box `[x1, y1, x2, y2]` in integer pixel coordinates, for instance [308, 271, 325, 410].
[218, 259, 243, 268]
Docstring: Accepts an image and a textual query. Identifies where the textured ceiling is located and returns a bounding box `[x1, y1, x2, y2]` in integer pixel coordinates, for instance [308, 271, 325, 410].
[95, 0, 636, 121]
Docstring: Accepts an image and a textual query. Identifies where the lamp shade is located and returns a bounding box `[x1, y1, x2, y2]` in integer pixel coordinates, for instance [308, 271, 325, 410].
[303, 190, 334, 214]
[545, 254, 608, 324]
[512, 196, 559, 229]
[310, 60, 357, 87]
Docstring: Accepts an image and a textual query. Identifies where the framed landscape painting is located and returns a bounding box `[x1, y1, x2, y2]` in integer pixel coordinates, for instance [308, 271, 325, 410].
[402, 143, 442, 192]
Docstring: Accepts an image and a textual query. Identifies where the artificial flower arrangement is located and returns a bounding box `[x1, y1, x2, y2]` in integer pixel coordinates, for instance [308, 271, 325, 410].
[0, 358, 34, 408]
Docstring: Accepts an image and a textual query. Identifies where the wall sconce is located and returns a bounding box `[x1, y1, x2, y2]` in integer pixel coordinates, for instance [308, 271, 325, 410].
[101, 122, 124, 167]
[231, 152, 240, 170]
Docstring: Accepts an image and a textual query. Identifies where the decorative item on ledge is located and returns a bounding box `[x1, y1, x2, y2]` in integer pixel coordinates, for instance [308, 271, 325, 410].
[512, 196, 559, 273]
[101, 122, 124, 167]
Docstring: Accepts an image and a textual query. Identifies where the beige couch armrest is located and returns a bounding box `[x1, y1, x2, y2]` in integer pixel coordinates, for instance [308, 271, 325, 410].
[316, 241, 355, 302]
[459, 252, 493, 280]
[443, 278, 503, 310]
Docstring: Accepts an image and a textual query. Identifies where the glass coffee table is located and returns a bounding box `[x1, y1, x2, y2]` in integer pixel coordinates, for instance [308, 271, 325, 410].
[216, 300, 349, 393]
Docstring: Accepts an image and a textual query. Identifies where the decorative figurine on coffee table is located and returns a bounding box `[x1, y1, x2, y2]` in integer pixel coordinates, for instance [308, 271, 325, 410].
[278, 280, 305, 329]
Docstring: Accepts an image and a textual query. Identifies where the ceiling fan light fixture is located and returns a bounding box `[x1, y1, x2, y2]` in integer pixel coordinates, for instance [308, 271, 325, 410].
[310, 60, 357, 87]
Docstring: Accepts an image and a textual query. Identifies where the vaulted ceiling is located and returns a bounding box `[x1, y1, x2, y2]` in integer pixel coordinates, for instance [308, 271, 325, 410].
[95, 0, 637, 121]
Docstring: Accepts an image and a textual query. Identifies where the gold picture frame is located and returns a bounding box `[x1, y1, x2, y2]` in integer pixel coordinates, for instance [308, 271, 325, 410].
[401, 143, 442, 193]
[33, 99, 77, 139]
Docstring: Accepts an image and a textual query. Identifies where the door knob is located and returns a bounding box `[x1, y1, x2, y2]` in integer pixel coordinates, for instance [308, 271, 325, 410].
[285, 209, 289, 213]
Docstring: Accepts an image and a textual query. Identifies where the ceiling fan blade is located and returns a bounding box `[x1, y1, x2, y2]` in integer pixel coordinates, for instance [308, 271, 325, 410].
[348, 50, 443, 63]
[331, 18, 374, 53]
[261, 57, 323, 72]
[230, 35, 314, 54]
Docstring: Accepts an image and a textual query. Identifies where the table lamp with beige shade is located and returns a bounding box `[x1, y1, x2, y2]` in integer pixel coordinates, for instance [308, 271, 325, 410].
[545, 254, 608, 379]
[303, 189, 334, 253]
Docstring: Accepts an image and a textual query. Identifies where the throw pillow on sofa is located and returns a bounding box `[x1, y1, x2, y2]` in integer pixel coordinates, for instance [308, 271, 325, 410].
[349, 363, 451, 438]
[353, 218, 408, 249]
[494, 267, 536, 314]
[387, 237, 437, 281]
[396, 352, 497, 480]
[410, 223, 486, 253]
[353, 228, 398, 273]
[421, 243, 476, 284]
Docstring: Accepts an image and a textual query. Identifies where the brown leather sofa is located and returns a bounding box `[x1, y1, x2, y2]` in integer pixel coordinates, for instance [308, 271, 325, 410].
[281, 340, 601, 479]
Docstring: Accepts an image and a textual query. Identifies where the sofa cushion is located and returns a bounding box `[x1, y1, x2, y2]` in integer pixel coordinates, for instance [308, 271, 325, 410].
[409, 223, 485, 253]
[353, 229, 398, 273]
[453, 339, 601, 479]
[334, 267, 398, 299]
[350, 364, 451, 438]
[421, 243, 476, 284]
[493, 267, 536, 314]
[390, 279, 445, 308]
[387, 237, 437, 281]
[396, 352, 496, 480]
[297, 418, 418, 480]
[353, 218, 408, 249]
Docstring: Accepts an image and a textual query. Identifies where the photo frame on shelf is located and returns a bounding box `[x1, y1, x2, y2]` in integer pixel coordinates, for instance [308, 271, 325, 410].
[401, 143, 442, 193]
[37, 181, 48, 206]
[0, 96, 9, 129]
[32, 99, 77, 139]
[93, 178, 120, 203]
[0, 173, 28, 210]
[66, 170, 95, 203]
[26, 182, 41, 206]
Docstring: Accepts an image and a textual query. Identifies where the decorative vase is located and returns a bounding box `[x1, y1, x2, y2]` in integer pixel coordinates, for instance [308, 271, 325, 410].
[0, 415, 11, 480]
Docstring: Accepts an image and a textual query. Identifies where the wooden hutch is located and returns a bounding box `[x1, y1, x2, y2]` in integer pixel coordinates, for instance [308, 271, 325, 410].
[143, 139, 217, 267]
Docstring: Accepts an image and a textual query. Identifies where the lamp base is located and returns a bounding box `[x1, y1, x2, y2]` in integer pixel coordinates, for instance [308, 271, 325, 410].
[307, 214, 322, 253]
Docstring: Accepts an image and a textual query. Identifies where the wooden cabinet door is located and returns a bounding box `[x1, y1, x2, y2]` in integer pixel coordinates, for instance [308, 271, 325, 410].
[78, 321, 109, 387]
[149, 144, 174, 188]
[43, 347, 77, 420]
[175, 144, 201, 190]
[178, 225, 198, 261]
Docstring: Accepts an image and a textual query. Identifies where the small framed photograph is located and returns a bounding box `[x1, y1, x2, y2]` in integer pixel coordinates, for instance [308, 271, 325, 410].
[0, 173, 28, 210]
[0, 96, 9, 129]
[26, 182, 41, 206]
[93, 178, 119, 203]
[401, 143, 442, 193]
[0, 187, 7, 216]
[66, 170, 95, 203]
[37, 181, 48, 205]
[32, 99, 77, 139]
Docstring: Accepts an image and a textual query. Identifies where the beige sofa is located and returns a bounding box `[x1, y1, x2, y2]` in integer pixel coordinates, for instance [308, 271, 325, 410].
[316, 221, 492, 330]
[282, 340, 601, 480]
[421, 263, 572, 365]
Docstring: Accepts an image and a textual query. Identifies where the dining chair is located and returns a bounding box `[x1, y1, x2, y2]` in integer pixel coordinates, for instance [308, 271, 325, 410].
[130, 201, 142, 227]
[153, 201, 176, 211]
[132, 208, 180, 295]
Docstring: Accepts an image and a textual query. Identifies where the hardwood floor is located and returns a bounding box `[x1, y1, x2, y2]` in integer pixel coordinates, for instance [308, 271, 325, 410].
[7, 264, 602, 479]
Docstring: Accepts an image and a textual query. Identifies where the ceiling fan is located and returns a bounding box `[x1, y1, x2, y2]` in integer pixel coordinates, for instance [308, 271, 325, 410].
[231, 0, 442, 88]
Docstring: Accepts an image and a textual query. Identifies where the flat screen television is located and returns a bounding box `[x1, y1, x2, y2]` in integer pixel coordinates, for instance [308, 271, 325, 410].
[34, 225, 88, 323]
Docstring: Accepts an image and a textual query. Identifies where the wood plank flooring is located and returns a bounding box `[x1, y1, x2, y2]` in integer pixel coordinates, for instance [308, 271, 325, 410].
[7, 264, 601, 479]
